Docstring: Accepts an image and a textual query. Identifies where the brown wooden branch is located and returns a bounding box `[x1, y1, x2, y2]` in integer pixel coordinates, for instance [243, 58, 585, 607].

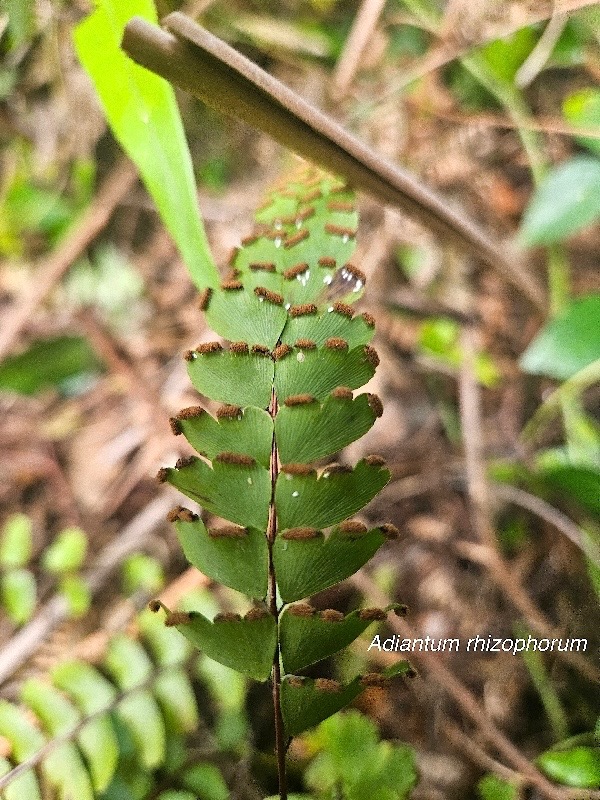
[120, 13, 546, 310]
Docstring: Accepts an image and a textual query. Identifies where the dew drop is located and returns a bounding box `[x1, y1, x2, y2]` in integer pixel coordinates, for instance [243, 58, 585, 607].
[275, 220, 283, 230]
[297, 351, 305, 362]
[285, 473, 293, 480]
[327, 306, 334, 313]
[323, 275, 333, 285]
[247, 477, 253, 485]
[258, 296, 264, 302]
[275, 237, 282, 248]
[285, 302, 291, 310]
[292, 491, 299, 497]
[353, 280, 363, 292]
[295, 219, 302, 229]
[342, 234, 349, 244]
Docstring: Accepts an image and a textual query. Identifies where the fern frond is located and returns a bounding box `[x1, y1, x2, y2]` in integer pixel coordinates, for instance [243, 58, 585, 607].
[161, 165, 410, 744]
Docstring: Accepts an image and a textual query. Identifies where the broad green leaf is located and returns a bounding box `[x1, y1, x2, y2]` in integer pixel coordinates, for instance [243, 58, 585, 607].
[173, 610, 276, 680]
[0, 336, 101, 395]
[280, 605, 399, 673]
[275, 391, 379, 464]
[153, 670, 199, 734]
[481, 27, 538, 83]
[273, 525, 389, 602]
[539, 464, 600, 516]
[276, 459, 390, 530]
[174, 405, 273, 468]
[1, 568, 36, 624]
[0, 700, 45, 760]
[563, 88, 600, 156]
[74, 0, 218, 289]
[274, 344, 377, 403]
[537, 746, 600, 789]
[477, 775, 519, 800]
[159, 792, 197, 800]
[520, 295, 600, 379]
[161, 456, 271, 530]
[0, 756, 42, 800]
[204, 285, 287, 348]
[281, 675, 364, 736]
[43, 526, 87, 573]
[187, 349, 274, 408]
[115, 690, 166, 769]
[519, 157, 600, 246]
[122, 553, 164, 595]
[174, 515, 268, 598]
[181, 762, 230, 800]
[0, 514, 32, 568]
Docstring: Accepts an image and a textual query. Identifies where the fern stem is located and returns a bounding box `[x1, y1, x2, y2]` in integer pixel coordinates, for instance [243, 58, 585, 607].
[267, 386, 287, 800]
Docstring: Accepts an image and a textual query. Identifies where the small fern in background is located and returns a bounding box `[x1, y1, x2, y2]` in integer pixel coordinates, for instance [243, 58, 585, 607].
[156, 166, 411, 794]
[0, 594, 234, 800]
[0, 514, 91, 624]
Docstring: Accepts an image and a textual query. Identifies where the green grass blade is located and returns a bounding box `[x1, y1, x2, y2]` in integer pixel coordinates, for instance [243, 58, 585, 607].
[73, 0, 218, 289]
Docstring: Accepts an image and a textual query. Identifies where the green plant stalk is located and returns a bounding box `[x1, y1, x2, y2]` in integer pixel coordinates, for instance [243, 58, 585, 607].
[522, 358, 600, 442]
[515, 624, 569, 741]
[267, 387, 288, 800]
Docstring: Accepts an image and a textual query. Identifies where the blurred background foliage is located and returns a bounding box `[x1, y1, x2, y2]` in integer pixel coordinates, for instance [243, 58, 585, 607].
[0, 0, 599, 798]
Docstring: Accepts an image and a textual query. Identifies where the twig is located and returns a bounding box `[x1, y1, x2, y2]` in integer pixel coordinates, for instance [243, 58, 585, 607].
[0, 159, 137, 362]
[332, 0, 387, 98]
[120, 14, 546, 310]
[516, 13, 568, 88]
[351, 571, 582, 800]
[493, 482, 600, 568]
[444, 721, 524, 786]
[0, 496, 173, 686]
[381, 0, 600, 100]
[407, 103, 600, 141]
[521, 359, 600, 444]
[446, 723, 600, 799]
[458, 329, 600, 686]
